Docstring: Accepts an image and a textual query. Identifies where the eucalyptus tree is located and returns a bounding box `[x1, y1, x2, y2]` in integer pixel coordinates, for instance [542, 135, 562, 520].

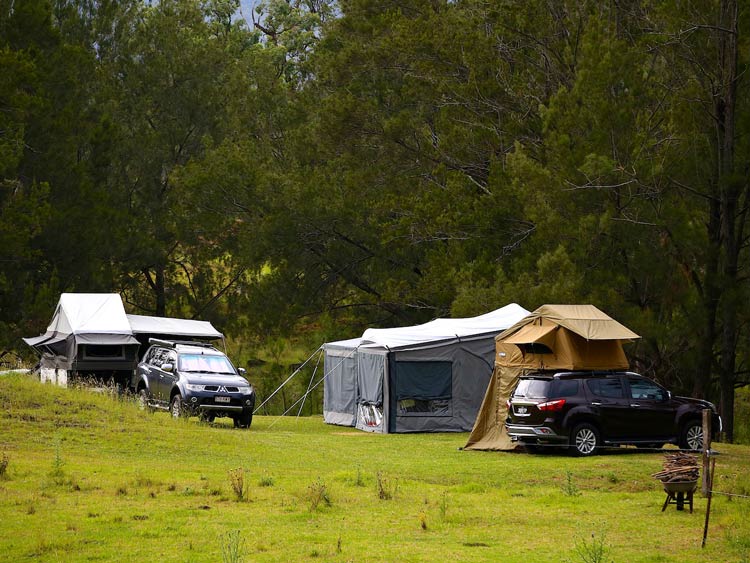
[0, 0, 122, 349]
[99, 0, 263, 318]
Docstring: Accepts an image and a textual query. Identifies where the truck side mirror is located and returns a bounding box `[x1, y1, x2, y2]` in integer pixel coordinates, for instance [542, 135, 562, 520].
[161, 363, 173, 373]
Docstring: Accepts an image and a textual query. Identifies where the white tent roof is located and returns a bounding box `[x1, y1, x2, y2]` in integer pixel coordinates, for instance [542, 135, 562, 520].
[127, 314, 222, 339]
[326, 303, 530, 350]
[52, 293, 133, 335]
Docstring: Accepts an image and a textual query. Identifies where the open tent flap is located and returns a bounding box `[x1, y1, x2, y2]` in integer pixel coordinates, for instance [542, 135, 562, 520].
[503, 323, 558, 352]
[355, 351, 386, 432]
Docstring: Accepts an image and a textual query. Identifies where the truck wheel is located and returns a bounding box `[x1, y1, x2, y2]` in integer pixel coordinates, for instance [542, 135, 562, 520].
[170, 394, 187, 419]
[137, 388, 153, 412]
[570, 423, 600, 456]
[679, 421, 703, 451]
[233, 411, 253, 429]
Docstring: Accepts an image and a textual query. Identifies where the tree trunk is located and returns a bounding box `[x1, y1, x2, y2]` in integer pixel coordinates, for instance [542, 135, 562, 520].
[155, 265, 166, 317]
[716, 0, 739, 441]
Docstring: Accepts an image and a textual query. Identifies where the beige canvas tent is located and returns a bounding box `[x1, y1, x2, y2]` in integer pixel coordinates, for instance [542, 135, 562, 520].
[465, 304, 640, 451]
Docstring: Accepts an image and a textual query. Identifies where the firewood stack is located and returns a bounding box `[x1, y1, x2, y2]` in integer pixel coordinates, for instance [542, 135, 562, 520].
[652, 452, 700, 483]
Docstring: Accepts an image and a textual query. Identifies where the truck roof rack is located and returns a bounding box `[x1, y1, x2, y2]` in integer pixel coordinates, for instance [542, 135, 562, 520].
[147, 338, 216, 349]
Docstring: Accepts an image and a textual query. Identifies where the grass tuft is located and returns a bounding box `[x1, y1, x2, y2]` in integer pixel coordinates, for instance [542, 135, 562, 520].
[258, 471, 274, 487]
[376, 471, 398, 500]
[221, 530, 245, 563]
[0, 452, 8, 480]
[307, 478, 331, 511]
[570, 533, 612, 563]
[228, 468, 247, 501]
[439, 491, 449, 520]
[561, 470, 581, 497]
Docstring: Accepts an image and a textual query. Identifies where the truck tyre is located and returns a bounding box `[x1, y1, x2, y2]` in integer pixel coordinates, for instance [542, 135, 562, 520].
[170, 394, 186, 419]
[570, 423, 600, 456]
[234, 411, 253, 429]
[679, 420, 703, 451]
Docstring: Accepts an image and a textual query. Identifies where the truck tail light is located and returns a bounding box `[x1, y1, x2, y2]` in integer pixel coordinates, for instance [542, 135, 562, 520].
[537, 399, 566, 412]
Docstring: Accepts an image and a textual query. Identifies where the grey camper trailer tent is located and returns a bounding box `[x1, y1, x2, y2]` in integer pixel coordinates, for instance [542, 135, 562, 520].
[323, 304, 529, 433]
[24, 293, 222, 388]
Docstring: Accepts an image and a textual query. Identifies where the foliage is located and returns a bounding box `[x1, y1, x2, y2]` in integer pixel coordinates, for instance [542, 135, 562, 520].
[1, 0, 749, 437]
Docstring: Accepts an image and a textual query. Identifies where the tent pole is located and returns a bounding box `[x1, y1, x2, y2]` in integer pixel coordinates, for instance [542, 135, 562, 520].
[253, 346, 322, 414]
[267, 346, 358, 428]
[296, 349, 322, 419]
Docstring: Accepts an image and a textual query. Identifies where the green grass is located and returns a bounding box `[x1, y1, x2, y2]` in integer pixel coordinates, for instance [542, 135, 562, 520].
[1, 373, 749, 563]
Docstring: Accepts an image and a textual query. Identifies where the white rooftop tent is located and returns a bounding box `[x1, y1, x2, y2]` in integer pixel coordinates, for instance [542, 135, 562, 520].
[323, 303, 530, 433]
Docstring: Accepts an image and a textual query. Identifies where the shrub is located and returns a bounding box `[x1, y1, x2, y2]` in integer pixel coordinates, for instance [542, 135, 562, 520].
[228, 468, 247, 502]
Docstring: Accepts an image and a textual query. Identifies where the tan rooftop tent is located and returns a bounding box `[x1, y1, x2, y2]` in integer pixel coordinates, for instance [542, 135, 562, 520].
[465, 304, 640, 451]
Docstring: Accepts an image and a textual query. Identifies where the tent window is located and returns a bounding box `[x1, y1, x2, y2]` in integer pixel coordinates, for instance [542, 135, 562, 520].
[394, 361, 452, 417]
[518, 343, 553, 355]
[82, 345, 125, 360]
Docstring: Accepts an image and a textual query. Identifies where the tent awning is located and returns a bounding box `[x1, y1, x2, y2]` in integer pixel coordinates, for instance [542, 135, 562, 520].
[126, 314, 222, 339]
[22, 333, 63, 347]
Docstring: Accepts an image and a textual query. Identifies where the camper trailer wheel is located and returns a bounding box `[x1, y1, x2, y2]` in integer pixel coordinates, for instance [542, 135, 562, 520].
[571, 423, 600, 456]
[170, 394, 187, 419]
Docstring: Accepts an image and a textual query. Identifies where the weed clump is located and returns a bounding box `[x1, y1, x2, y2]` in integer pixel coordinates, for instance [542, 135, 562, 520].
[561, 470, 581, 497]
[0, 452, 9, 480]
[228, 468, 247, 501]
[377, 471, 398, 500]
[258, 471, 274, 487]
[439, 491, 449, 520]
[569, 533, 612, 563]
[307, 478, 331, 511]
[221, 530, 245, 563]
[49, 441, 67, 485]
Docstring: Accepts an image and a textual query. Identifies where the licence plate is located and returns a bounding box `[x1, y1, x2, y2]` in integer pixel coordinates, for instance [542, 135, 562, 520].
[215, 396, 231, 403]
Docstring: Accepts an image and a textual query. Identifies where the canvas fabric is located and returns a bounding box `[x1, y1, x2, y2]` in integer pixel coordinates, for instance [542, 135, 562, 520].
[465, 305, 639, 451]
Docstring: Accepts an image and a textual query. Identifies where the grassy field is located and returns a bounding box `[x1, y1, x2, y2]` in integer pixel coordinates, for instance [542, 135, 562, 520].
[1, 373, 749, 563]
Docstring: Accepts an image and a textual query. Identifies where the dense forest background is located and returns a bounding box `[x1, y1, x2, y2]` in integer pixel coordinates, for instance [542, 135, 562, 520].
[1, 0, 748, 439]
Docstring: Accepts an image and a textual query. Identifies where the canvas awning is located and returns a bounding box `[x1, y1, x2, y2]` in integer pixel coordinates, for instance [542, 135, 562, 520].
[126, 314, 222, 339]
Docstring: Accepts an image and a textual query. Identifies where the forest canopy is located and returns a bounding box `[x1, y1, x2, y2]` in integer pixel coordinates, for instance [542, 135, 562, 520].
[1, 0, 748, 438]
